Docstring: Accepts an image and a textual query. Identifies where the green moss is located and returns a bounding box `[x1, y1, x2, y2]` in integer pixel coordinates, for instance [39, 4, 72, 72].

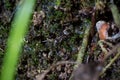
[48, 73, 57, 80]
[55, 0, 61, 6]
[4, 1, 12, 10]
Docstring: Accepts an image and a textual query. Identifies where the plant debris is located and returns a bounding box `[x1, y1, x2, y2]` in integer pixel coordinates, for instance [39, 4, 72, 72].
[0, 0, 120, 80]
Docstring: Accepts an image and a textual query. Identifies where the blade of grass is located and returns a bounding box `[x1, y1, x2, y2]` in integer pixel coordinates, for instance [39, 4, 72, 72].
[0, 0, 36, 80]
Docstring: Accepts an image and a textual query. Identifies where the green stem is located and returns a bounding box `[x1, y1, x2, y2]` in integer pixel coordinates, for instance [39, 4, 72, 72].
[0, 0, 36, 80]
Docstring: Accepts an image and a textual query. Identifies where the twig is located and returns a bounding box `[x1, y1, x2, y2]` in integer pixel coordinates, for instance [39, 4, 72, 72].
[69, 21, 91, 80]
[36, 61, 77, 80]
[98, 40, 108, 54]
[98, 40, 114, 55]
[100, 44, 120, 75]
[76, 21, 91, 66]
[103, 43, 120, 61]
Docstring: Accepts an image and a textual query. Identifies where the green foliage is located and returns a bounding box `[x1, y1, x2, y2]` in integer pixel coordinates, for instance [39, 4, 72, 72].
[110, 4, 120, 28]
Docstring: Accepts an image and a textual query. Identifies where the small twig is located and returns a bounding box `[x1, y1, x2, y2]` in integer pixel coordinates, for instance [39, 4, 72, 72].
[101, 40, 114, 48]
[101, 51, 120, 75]
[76, 21, 91, 66]
[100, 43, 120, 76]
[69, 21, 91, 80]
[98, 40, 108, 54]
[98, 40, 114, 55]
[103, 43, 120, 61]
[36, 61, 77, 80]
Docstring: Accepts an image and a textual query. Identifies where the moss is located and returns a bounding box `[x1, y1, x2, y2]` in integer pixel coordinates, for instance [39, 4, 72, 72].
[55, 0, 61, 6]
[47, 73, 57, 80]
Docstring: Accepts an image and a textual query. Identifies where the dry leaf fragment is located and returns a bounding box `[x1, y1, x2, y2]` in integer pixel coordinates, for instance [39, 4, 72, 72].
[96, 21, 109, 40]
[96, 21, 120, 40]
[32, 11, 45, 26]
